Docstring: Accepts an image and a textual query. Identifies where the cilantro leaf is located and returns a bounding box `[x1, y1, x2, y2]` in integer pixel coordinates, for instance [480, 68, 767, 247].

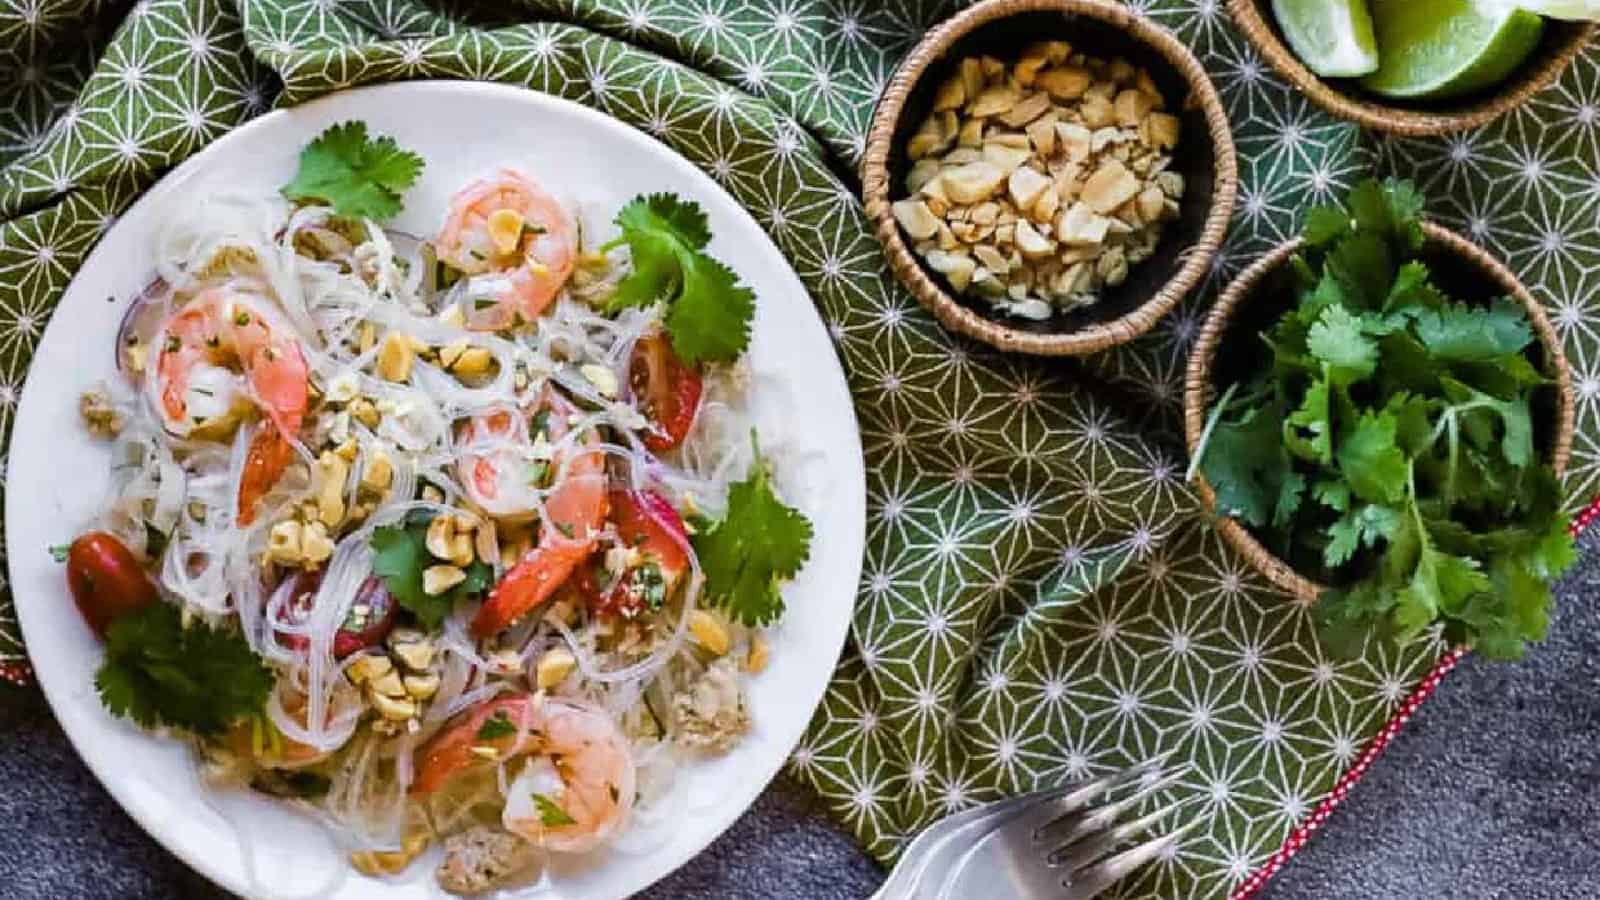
[607, 228, 684, 309]
[1274, 471, 1307, 529]
[1348, 178, 1397, 236]
[281, 121, 424, 221]
[95, 602, 271, 736]
[666, 254, 756, 364]
[1394, 544, 1491, 638]
[1302, 206, 1350, 247]
[1440, 378, 1534, 469]
[531, 793, 577, 827]
[1337, 411, 1409, 504]
[1307, 305, 1378, 385]
[1314, 582, 1396, 659]
[607, 194, 753, 363]
[1386, 392, 1435, 456]
[1326, 231, 1394, 311]
[616, 191, 711, 249]
[1385, 261, 1448, 312]
[1198, 178, 1573, 661]
[1383, 177, 1427, 250]
[1284, 378, 1331, 465]
[1530, 519, 1578, 579]
[1200, 404, 1292, 528]
[692, 438, 813, 626]
[370, 514, 493, 629]
[1313, 479, 1351, 513]
[1414, 298, 1533, 362]
[1325, 504, 1402, 568]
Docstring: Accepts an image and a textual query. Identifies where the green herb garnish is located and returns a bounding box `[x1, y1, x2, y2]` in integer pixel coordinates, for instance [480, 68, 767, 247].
[1192, 178, 1575, 660]
[634, 561, 668, 611]
[369, 511, 493, 629]
[691, 433, 813, 626]
[476, 709, 516, 741]
[531, 792, 577, 827]
[525, 461, 549, 487]
[95, 603, 272, 735]
[602, 193, 754, 364]
[529, 409, 551, 440]
[281, 121, 424, 221]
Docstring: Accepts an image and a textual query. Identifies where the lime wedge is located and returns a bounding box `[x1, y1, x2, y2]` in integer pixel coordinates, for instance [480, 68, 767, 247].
[1272, 0, 1380, 78]
[1509, 0, 1600, 20]
[1361, 0, 1546, 101]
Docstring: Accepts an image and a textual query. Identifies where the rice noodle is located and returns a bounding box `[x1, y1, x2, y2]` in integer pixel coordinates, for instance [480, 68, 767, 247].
[90, 189, 782, 892]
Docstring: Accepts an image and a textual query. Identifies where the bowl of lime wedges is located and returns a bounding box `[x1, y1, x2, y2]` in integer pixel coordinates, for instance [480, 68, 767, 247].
[1229, 0, 1596, 136]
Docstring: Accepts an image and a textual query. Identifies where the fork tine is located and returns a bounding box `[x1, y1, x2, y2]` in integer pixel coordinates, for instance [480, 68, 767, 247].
[1063, 816, 1205, 900]
[1011, 752, 1176, 839]
[1050, 794, 1199, 871]
[1038, 765, 1188, 851]
[882, 786, 1072, 899]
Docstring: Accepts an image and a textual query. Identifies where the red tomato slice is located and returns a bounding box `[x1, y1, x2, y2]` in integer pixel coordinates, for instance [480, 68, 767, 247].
[610, 489, 689, 579]
[66, 532, 158, 638]
[629, 334, 702, 452]
[275, 573, 396, 659]
[575, 490, 690, 619]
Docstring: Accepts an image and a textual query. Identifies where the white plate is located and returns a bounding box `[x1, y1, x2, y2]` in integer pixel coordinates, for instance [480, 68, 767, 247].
[6, 82, 864, 900]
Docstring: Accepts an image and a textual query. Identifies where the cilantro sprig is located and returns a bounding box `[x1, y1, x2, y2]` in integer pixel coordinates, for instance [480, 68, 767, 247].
[1192, 178, 1575, 660]
[281, 121, 424, 222]
[691, 435, 813, 626]
[370, 511, 492, 629]
[95, 602, 272, 736]
[602, 194, 755, 364]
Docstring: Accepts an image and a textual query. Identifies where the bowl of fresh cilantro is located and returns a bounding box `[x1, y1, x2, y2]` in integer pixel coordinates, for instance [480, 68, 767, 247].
[1184, 177, 1576, 661]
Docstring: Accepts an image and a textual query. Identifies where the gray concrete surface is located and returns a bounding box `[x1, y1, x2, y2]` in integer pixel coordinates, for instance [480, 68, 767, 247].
[2, 528, 1596, 899]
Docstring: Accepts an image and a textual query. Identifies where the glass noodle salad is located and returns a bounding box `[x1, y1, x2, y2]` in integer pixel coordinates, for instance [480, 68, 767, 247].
[59, 122, 813, 895]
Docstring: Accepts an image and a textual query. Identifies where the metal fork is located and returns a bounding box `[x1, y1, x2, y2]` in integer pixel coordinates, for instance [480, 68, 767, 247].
[873, 757, 1197, 900]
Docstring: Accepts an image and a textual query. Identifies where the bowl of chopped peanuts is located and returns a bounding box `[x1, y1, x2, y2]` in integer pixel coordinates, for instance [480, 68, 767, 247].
[863, 0, 1237, 356]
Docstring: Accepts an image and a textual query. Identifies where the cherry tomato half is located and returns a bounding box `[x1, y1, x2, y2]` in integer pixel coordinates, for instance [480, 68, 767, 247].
[276, 572, 396, 659]
[611, 489, 689, 578]
[576, 490, 690, 618]
[66, 532, 158, 639]
[629, 334, 702, 452]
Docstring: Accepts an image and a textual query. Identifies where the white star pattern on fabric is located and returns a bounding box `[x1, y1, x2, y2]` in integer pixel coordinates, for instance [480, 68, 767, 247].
[0, 3, 1597, 898]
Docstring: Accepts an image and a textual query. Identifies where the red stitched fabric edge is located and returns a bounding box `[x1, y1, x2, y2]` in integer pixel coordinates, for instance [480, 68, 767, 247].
[1229, 495, 1600, 899]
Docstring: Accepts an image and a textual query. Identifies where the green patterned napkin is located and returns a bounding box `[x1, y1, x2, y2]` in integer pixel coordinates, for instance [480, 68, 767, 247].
[2, 1, 1597, 897]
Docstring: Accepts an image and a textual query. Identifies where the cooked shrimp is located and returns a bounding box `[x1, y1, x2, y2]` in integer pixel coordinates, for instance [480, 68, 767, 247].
[153, 286, 309, 523]
[501, 699, 635, 854]
[435, 169, 576, 331]
[454, 408, 542, 522]
[461, 391, 608, 636]
[236, 428, 294, 527]
[411, 695, 635, 856]
[153, 285, 309, 441]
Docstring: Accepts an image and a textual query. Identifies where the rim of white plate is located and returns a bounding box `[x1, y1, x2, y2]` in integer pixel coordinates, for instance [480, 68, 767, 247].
[7, 81, 865, 900]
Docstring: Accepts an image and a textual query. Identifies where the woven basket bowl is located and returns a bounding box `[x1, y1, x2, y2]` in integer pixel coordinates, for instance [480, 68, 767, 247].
[862, 0, 1238, 357]
[1183, 222, 1576, 601]
[1229, 0, 1596, 137]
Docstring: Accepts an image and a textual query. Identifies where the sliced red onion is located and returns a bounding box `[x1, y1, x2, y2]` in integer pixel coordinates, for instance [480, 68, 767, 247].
[115, 276, 171, 375]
